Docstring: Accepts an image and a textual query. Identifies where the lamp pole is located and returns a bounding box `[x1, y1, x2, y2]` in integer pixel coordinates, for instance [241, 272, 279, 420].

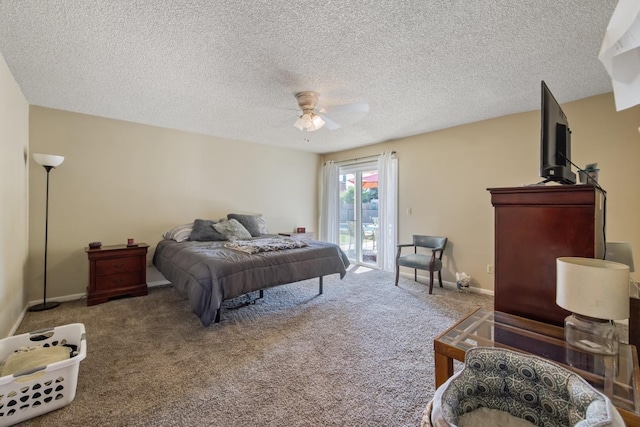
[29, 164, 60, 311]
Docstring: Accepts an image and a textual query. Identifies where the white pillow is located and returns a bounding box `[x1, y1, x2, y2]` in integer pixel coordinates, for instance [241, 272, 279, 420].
[163, 223, 193, 242]
[213, 219, 252, 240]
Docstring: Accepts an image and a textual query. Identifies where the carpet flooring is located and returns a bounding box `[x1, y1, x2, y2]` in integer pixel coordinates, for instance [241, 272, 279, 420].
[14, 266, 493, 426]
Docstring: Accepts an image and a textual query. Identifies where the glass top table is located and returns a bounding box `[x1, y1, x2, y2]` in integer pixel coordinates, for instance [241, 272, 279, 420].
[433, 308, 640, 424]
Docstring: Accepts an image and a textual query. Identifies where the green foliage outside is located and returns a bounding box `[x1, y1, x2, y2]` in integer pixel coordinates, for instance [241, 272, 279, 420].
[340, 186, 354, 204]
[340, 187, 378, 204]
[363, 188, 378, 202]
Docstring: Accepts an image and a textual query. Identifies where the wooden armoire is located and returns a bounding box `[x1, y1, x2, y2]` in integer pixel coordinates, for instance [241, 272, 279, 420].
[488, 185, 605, 326]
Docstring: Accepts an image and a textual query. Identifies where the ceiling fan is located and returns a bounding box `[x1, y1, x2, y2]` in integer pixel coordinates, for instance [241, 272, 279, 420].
[292, 91, 369, 132]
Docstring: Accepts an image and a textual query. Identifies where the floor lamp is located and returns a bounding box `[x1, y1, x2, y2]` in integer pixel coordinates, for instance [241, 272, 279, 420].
[30, 153, 65, 312]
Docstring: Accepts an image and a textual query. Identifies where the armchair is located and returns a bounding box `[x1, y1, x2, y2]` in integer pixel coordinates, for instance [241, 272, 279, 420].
[395, 235, 447, 294]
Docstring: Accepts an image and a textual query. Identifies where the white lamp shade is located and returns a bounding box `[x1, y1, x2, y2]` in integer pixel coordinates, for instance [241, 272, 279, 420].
[32, 153, 65, 167]
[556, 257, 630, 320]
[605, 242, 635, 273]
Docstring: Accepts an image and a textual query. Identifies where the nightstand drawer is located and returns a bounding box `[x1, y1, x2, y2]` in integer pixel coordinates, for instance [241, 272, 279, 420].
[95, 256, 140, 276]
[95, 271, 142, 291]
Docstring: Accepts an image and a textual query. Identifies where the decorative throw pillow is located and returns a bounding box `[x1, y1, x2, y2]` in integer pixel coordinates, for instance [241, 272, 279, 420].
[213, 219, 252, 240]
[162, 223, 193, 242]
[189, 219, 227, 241]
[227, 213, 269, 237]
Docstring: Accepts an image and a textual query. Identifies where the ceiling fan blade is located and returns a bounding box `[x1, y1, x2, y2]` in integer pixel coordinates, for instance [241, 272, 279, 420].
[321, 115, 342, 131]
[324, 101, 369, 114]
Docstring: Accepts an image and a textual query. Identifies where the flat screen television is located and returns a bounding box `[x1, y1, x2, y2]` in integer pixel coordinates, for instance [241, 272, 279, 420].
[540, 81, 576, 184]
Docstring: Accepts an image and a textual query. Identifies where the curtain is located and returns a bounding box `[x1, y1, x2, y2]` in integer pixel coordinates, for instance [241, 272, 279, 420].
[319, 161, 340, 244]
[377, 152, 398, 272]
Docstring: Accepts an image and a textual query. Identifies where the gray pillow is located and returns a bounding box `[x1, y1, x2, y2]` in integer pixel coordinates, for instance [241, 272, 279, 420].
[214, 219, 252, 240]
[227, 213, 269, 237]
[189, 219, 227, 241]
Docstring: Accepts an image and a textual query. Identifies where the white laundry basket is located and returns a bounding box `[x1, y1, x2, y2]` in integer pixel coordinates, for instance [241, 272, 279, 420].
[0, 323, 87, 426]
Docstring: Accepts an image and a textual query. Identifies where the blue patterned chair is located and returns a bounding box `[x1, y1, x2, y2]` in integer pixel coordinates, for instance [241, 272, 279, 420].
[423, 347, 624, 427]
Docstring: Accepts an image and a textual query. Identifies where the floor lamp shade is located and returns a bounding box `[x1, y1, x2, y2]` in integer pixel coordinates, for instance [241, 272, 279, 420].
[33, 153, 65, 168]
[556, 257, 630, 355]
[30, 153, 65, 312]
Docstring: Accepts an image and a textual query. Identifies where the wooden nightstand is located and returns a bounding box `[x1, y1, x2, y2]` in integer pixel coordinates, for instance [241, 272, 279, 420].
[278, 232, 315, 240]
[85, 244, 149, 306]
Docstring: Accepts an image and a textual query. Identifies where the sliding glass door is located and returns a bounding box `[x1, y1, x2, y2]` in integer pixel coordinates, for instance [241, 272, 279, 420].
[339, 162, 379, 267]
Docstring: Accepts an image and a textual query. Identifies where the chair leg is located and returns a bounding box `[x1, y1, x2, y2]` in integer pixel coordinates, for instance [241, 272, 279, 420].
[395, 266, 400, 286]
[429, 270, 434, 294]
[414, 269, 417, 282]
[438, 271, 443, 287]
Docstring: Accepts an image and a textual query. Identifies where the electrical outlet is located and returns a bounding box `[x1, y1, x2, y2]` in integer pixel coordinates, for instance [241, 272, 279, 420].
[487, 264, 494, 274]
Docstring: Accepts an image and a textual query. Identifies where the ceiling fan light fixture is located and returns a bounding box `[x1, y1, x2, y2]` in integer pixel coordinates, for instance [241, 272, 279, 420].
[293, 111, 325, 131]
[293, 113, 310, 131]
[311, 113, 325, 129]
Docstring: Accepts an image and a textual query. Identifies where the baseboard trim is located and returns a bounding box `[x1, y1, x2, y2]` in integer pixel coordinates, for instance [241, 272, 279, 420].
[28, 293, 87, 308]
[8, 306, 27, 337]
[148, 280, 171, 288]
[26, 283, 171, 312]
[400, 272, 494, 297]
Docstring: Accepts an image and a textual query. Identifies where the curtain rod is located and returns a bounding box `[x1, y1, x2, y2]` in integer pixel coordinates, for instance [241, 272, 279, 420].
[324, 151, 396, 166]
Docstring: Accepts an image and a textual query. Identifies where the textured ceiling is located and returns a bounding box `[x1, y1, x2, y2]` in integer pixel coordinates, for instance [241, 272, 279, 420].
[0, 1, 617, 154]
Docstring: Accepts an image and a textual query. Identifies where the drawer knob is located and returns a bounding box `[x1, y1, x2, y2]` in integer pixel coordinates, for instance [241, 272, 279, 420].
[113, 263, 125, 268]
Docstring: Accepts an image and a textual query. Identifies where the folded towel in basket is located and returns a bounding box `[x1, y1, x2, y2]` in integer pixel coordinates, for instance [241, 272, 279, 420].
[1, 345, 71, 377]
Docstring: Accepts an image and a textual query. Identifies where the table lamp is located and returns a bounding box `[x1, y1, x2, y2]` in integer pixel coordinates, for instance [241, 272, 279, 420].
[556, 257, 630, 355]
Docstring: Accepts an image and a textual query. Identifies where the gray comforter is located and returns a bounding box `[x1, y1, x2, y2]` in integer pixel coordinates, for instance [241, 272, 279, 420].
[152, 237, 350, 326]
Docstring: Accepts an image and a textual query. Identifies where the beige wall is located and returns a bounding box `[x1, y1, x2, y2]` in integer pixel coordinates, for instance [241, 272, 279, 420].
[27, 107, 320, 300]
[0, 53, 30, 337]
[324, 93, 640, 292]
[16, 92, 640, 310]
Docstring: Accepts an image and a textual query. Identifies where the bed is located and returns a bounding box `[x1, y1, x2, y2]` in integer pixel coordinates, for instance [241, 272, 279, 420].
[152, 236, 350, 326]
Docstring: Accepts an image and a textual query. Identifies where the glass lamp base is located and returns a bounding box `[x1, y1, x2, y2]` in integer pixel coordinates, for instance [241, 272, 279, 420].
[564, 313, 619, 355]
